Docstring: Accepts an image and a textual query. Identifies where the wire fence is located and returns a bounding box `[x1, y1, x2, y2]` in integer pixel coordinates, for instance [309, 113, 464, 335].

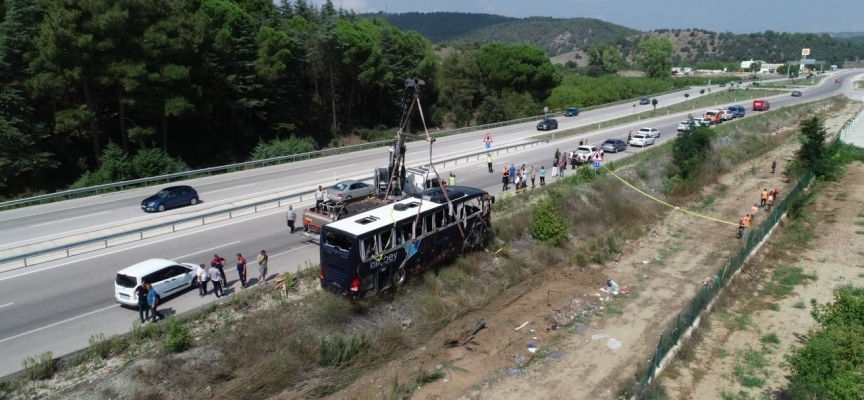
[630, 108, 864, 395]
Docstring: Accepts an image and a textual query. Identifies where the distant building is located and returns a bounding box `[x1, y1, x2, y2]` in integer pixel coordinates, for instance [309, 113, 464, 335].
[740, 59, 766, 70]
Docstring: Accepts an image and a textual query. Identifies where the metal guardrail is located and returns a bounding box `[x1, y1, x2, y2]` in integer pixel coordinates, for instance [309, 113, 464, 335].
[0, 88, 690, 210]
[0, 138, 551, 271]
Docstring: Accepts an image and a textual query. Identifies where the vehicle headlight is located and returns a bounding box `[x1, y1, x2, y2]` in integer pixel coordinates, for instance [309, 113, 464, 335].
[147, 202, 155, 207]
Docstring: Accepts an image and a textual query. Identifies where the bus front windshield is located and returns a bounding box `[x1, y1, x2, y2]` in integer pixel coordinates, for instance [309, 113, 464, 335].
[323, 230, 353, 253]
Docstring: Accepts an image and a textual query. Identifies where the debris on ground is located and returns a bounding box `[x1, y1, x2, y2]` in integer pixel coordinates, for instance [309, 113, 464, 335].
[514, 321, 530, 331]
[442, 321, 486, 348]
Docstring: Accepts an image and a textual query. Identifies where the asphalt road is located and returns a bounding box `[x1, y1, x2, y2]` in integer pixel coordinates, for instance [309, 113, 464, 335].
[0, 82, 764, 254]
[0, 70, 857, 378]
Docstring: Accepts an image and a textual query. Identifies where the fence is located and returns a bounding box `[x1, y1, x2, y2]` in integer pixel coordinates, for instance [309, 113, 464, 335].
[0, 88, 689, 210]
[633, 108, 864, 396]
[0, 138, 550, 272]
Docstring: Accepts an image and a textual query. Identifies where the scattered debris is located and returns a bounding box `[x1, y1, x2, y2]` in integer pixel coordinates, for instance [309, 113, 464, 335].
[528, 329, 536, 334]
[401, 318, 413, 329]
[526, 343, 538, 353]
[443, 321, 486, 348]
[514, 321, 530, 331]
[607, 338, 622, 350]
[591, 334, 610, 341]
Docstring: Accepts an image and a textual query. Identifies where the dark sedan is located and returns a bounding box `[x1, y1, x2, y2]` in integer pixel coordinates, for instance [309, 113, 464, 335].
[537, 119, 558, 131]
[141, 186, 199, 212]
[639, 98, 650, 105]
[791, 91, 803, 97]
[600, 139, 627, 153]
[563, 108, 580, 117]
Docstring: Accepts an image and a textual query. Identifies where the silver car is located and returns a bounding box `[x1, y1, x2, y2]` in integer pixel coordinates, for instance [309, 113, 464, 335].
[328, 180, 373, 202]
[600, 139, 627, 153]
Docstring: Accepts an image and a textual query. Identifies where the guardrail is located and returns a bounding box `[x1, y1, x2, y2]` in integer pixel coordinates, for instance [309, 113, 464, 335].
[0, 138, 551, 271]
[0, 88, 690, 210]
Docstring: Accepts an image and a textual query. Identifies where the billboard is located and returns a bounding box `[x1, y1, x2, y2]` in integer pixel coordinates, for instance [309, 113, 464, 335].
[801, 48, 810, 56]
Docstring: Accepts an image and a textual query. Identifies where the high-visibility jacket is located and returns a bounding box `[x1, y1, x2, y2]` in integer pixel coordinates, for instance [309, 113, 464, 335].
[487, 155, 493, 163]
[761, 190, 768, 200]
[449, 176, 456, 186]
[742, 216, 751, 227]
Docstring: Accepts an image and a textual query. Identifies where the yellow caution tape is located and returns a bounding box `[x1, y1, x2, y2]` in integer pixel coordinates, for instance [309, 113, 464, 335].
[602, 165, 739, 227]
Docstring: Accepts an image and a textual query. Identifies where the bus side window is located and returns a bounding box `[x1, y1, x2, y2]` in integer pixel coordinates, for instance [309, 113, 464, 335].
[361, 236, 376, 260]
[379, 228, 393, 251]
[423, 214, 433, 234]
[433, 210, 445, 229]
[396, 222, 412, 244]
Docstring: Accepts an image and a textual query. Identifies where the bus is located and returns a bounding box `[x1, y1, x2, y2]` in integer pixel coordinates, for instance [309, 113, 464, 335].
[318, 186, 494, 296]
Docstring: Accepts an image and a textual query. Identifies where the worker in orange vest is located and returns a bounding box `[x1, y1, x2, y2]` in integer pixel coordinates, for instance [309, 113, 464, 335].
[737, 219, 746, 238]
[760, 189, 768, 207]
[750, 203, 758, 221]
[742, 214, 751, 228]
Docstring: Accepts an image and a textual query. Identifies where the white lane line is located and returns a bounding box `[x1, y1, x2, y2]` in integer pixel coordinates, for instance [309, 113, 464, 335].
[0, 303, 12, 309]
[0, 304, 116, 345]
[0, 203, 305, 282]
[3, 214, 154, 248]
[173, 241, 241, 260]
[29, 211, 111, 228]
[201, 184, 253, 195]
[320, 164, 354, 172]
[247, 244, 313, 266]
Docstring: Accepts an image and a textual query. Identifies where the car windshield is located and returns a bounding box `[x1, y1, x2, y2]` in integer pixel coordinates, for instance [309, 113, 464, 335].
[333, 183, 348, 191]
[116, 273, 137, 288]
[155, 190, 168, 198]
[604, 140, 616, 144]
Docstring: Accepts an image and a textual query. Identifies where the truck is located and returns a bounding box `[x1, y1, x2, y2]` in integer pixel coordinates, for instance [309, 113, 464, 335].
[572, 145, 603, 165]
[752, 99, 770, 111]
[702, 109, 722, 124]
[301, 197, 381, 239]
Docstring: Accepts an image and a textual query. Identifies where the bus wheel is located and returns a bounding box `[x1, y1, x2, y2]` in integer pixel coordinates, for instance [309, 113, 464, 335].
[470, 225, 486, 248]
[393, 268, 407, 288]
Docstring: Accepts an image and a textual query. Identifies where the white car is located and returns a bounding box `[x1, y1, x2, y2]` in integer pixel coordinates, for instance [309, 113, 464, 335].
[637, 127, 660, 138]
[114, 259, 198, 306]
[691, 118, 712, 127]
[677, 120, 702, 131]
[629, 134, 655, 147]
[573, 145, 603, 164]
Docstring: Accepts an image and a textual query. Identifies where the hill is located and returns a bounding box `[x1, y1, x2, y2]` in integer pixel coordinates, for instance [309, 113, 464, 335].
[372, 12, 864, 64]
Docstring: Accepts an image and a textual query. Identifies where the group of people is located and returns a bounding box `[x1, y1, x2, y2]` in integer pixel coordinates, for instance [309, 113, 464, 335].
[133, 280, 165, 323]
[737, 180, 780, 239]
[496, 147, 588, 192]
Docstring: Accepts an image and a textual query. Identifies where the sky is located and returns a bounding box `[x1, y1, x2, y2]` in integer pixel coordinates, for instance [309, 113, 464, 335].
[312, 0, 864, 34]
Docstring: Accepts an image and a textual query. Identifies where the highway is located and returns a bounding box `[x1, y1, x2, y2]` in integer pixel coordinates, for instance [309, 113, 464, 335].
[0, 83, 746, 255]
[0, 70, 857, 378]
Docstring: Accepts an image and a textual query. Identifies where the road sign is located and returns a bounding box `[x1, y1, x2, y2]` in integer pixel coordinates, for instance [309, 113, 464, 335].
[485, 142, 491, 149]
[801, 48, 810, 56]
[482, 132, 493, 143]
[590, 151, 603, 162]
[592, 161, 600, 169]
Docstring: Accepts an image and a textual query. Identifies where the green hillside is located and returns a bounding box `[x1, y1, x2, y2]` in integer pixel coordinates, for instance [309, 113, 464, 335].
[363, 12, 516, 43]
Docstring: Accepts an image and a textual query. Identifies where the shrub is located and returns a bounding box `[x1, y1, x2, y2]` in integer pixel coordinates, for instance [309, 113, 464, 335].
[71, 143, 190, 188]
[130, 147, 189, 178]
[529, 191, 569, 246]
[318, 331, 367, 366]
[21, 351, 53, 381]
[671, 125, 714, 180]
[88, 333, 126, 359]
[163, 318, 191, 353]
[476, 97, 506, 125]
[249, 135, 317, 161]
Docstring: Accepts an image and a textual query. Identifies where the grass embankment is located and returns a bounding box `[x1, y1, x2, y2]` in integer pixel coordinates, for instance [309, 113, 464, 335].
[3, 97, 850, 400]
[530, 89, 785, 141]
[760, 75, 826, 88]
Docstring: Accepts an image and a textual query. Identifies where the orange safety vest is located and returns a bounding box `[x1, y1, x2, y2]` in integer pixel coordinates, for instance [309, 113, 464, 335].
[761, 190, 768, 200]
[742, 216, 751, 227]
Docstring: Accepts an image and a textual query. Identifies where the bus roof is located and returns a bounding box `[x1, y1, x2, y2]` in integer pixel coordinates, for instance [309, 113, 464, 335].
[325, 186, 487, 237]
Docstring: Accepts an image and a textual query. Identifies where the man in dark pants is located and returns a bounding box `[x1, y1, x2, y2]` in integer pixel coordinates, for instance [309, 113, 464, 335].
[133, 279, 150, 323]
[236, 253, 247, 288]
[146, 283, 164, 322]
[286, 205, 296, 234]
[211, 254, 227, 287]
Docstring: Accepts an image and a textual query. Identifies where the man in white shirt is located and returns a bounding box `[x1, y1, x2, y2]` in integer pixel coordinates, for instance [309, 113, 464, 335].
[196, 263, 208, 297]
[286, 205, 297, 234]
[208, 264, 224, 298]
[315, 185, 326, 210]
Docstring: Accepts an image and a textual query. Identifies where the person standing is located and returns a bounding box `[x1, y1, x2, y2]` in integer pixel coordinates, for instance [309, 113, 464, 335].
[554, 148, 561, 161]
[315, 185, 325, 210]
[196, 263, 208, 297]
[286, 205, 296, 234]
[487, 154, 493, 173]
[514, 172, 522, 191]
[508, 164, 516, 185]
[772, 188, 779, 200]
[539, 166, 546, 186]
[211, 254, 227, 286]
[448, 172, 456, 186]
[208, 262, 224, 298]
[236, 253, 247, 288]
[771, 160, 776, 174]
[559, 159, 566, 177]
[750, 203, 759, 221]
[257, 250, 269, 285]
[627, 131, 632, 142]
[133, 279, 150, 323]
[501, 166, 510, 191]
[551, 159, 559, 178]
[147, 283, 164, 323]
[737, 219, 745, 239]
[766, 193, 774, 212]
[760, 189, 768, 207]
[530, 166, 537, 188]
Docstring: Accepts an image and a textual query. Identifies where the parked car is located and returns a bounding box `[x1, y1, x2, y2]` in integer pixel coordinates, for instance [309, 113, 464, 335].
[141, 186, 198, 212]
[629, 134, 655, 147]
[719, 83, 726, 87]
[639, 98, 650, 105]
[719, 109, 734, 121]
[114, 259, 197, 307]
[677, 120, 701, 131]
[692, 117, 712, 127]
[573, 145, 603, 164]
[702, 109, 722, 124]
[791, 91, 803, 97]
[536, 119, 558, 131]
[752, 99, 770, 111]
[600, 138, 627, 153]
[327, 180, 373, 202]
[637, 127, 661, 138]
[727, 105, 746, 118]
[564, 108, 580, 117]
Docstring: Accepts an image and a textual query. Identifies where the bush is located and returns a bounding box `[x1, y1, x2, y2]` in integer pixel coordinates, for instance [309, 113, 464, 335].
[130, 147, 189, 178]
[475, 97, 506, 125]
[356, 125, 394, 143]
[529, 190, 569, 245]
[21, 351, 53, 381]
[249, 135, 317, 161]
[71, 143, 190, 188]
[88, 333, 126, 359]
[318, 331, 367, 366]
[163, 318, 191, 353]
[671, 125, 714, 180]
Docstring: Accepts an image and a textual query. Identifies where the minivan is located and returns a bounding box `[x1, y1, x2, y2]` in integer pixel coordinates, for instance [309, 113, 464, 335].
[114, 259, 198, 307]
[727, 105, 746, 118]
[752, 99, 770, 111]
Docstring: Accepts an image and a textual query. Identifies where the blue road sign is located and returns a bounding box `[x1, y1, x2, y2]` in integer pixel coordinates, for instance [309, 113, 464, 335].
[485, 142, 491, 149]
[592, 161, 600, 169]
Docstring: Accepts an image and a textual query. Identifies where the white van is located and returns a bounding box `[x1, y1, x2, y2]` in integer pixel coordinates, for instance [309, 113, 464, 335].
[114, 259, 198, 306]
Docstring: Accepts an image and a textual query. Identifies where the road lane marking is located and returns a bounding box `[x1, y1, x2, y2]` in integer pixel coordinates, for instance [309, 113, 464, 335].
[320, 164, 354, 172]
[0, 303, 12, 309]
[247, 244, 313, 266]
[173, 241, 241, 260]
[0, 304, 116, 345]
[29, 211, 111, 228]
[201, 184, 253, 195]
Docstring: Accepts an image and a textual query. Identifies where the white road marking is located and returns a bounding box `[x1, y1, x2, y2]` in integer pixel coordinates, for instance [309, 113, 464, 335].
[29, 211, 111, 228]
[201, 184, 253, 195]
[0, 303, 12, 309]
[0, 305, 116, 345]
[173, 241, 241, 261]
[320, 164, 354, 172]
[247, 244, 313, 266]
